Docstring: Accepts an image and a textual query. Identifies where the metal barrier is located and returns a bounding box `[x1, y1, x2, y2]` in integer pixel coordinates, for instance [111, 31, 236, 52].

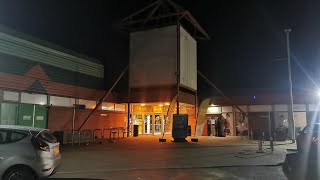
[82, 130, 93, 145]
[270, 136, 274, 152]
[103, 128, 109, 140]
[257, 138, 264, 153]
[93, 129, 103, 143]
[70, 130, 93, 146]
[71, 130, 80, 146]
[249, 130, 253, 142]
[103, 127, 125, 143]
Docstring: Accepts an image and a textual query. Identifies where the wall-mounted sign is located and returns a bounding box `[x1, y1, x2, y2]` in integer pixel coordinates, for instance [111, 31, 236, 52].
[172, 114, 188, 139]
[133, 105, 153, 112]
[132, 105, 170, 113]
[23, 116, 32, 121]
[36, 116, 44, 121]
[153, 106, 163, 113]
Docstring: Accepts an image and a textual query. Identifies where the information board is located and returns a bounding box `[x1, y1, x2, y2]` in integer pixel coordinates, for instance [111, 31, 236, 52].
[172, 114, 188, 139]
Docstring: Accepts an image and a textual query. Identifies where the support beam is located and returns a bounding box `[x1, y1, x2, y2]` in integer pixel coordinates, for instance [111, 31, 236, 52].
[197, 70, 248, 118]
[78, 66, 128, 131]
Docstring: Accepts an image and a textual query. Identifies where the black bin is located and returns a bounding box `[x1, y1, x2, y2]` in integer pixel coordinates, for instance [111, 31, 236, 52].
[133, 125, 139, 137]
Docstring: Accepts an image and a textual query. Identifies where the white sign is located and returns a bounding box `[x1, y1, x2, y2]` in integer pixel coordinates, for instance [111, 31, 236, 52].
[23, 116, 32, 121]
[36, 116, 44, 121]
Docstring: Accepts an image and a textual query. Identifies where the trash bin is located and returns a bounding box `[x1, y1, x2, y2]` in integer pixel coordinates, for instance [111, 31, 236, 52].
[187, 125, 192, 136]
[53, 131, 64, 144]
[133, 125, 139, 137]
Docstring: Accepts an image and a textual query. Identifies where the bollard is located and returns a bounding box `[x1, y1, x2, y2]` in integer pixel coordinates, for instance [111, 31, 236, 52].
[250, 130, 253, 142]
[273, 132, 277, 145]
[270, 137, 274, 153]
[262, 131, 265, 143]
[257, 139, 264, 153]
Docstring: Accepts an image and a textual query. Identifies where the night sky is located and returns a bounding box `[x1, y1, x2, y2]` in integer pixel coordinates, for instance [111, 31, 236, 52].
[0, 0, 319, 98]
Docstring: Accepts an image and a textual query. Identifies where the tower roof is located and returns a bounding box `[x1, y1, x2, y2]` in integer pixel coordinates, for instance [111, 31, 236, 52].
[120, 0, 210, 40]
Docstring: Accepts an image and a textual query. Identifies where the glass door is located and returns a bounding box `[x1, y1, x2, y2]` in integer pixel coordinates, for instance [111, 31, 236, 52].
[144, 114, 152, 134]
[133, 114, 143, 134]
[154, 114, 162, 135]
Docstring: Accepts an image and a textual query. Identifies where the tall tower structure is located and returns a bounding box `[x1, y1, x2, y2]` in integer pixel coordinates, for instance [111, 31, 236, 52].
[121, 0, 209, 135]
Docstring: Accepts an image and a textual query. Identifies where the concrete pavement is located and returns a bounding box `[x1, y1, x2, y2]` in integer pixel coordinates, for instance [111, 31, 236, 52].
[51, 135, 295, 180]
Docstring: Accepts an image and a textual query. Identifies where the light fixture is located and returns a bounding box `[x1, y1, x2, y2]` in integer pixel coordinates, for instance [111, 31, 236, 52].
[159, 104, 163, 107]
[210, 104, 215, 107]
[141, 104, 145, 106]
[165, 103, 170, 106]
[39, 102, 46, 105]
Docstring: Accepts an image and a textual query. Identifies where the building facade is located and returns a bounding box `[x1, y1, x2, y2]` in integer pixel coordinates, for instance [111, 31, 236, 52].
[200, 94, 320, 140]
[0, 25, 127, 133]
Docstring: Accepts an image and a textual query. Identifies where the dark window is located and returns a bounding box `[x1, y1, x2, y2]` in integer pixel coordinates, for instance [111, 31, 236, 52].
[37, 130, 57, 143]
[0, 130, 27, 144]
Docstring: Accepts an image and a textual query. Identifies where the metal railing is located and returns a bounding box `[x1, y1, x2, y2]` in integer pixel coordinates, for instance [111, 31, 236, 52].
[71, 130, 80, 146]
[93, 129, 103, 143]
[82, 130, 93, 145]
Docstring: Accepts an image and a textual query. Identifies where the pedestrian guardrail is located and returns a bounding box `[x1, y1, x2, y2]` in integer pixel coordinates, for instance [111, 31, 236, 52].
[93, 129, 103, 143]
[82, 130, 93, 145]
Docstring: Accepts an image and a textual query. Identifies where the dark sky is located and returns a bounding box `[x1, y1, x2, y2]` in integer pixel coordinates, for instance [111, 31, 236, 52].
[0, 0, 319, 97]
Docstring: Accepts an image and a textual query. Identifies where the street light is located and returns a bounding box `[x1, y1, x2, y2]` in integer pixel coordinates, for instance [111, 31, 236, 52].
[284, 28, 295, 143]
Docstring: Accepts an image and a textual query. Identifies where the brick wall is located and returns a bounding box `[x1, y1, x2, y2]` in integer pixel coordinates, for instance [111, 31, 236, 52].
[48, 107, 127, 132]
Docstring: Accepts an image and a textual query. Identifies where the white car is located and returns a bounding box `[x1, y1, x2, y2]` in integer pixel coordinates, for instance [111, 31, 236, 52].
[0, 125, 62, 180]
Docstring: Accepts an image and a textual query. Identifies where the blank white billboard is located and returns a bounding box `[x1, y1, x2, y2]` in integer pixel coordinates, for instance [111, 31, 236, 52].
[180, 26, 197, 90]
[129, 25, 177, 88]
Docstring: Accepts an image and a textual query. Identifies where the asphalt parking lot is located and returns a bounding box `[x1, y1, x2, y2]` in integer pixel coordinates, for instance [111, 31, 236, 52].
[51, 136, 295, 180]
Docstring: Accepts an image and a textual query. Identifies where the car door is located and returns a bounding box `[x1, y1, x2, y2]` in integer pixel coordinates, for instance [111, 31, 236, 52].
[297, 125, 312, 151]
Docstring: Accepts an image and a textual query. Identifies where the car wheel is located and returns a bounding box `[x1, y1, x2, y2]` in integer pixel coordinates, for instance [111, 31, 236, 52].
[3, 166, 36, 180]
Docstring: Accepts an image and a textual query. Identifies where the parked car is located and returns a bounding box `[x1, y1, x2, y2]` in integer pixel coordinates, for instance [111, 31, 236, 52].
[282, 152, 319, 180]
[0, 125, 62, 180]
[296, 123, 320, 155]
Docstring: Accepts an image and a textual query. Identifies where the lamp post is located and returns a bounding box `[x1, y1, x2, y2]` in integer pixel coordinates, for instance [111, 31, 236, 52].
[284, 28, 295, 143]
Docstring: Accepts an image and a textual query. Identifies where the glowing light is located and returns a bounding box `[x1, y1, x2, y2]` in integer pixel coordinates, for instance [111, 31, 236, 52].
[210, 104, 215, 106]
[165, 103, 170, 106]
[159, 104, 163, 107]
[140, 104, 145, 106]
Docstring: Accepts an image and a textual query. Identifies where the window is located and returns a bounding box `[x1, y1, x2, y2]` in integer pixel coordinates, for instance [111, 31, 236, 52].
[3, 91, 19, 102]
[37, 130, 57, 143]
[115, 104, 126, 111]
[102, 102, 115, 111]
[303, 125, 312, 134]
[21, 93, 47, 105]
[79, 99, 97, 109]
[50, 96, 75, 107]
[0, 130, 27, 144]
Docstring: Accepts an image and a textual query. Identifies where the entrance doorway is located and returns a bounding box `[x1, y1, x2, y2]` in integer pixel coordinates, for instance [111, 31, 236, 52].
[154, 114, 162, 135]
[144, 114, 153, 134]
[133, 114, 143, 134]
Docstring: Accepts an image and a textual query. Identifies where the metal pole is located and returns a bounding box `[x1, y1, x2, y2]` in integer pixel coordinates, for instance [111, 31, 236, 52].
[285, 28, 295, 143]
[176, 22, 180, 115]
[72, 99, 76, 131]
